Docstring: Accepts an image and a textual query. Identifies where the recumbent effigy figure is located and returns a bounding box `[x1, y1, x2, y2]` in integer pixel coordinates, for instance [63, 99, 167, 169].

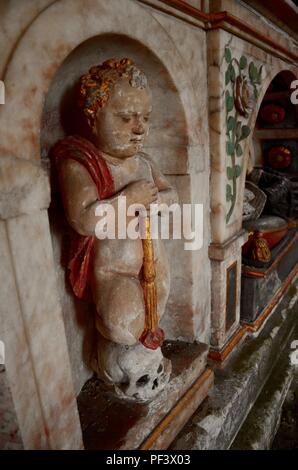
[53, 58, 178, 401]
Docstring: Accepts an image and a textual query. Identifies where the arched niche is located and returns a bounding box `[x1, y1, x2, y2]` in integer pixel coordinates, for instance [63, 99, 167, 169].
[0, 0, 202, 395]
[250, 70, 298, 170]
[239, 69, 298, 326]
[40, 33, 188, 174]
[41, 33, 190, 394]
[227, 66, 297, 236]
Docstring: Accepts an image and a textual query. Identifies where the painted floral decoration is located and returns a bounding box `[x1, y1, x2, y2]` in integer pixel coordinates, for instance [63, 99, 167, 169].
[234, 76, 254, 117]
[224, 47, 263, 223]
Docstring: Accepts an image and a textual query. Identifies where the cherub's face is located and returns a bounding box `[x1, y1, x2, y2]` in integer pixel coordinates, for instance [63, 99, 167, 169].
[94, 78, 152, 158]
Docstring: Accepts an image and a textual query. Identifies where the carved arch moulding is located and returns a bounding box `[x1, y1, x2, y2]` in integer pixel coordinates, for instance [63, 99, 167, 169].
[0, 0, 200, 163]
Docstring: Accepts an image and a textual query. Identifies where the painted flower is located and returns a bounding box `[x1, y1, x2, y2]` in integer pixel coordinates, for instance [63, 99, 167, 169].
[234, 76, 254, 117]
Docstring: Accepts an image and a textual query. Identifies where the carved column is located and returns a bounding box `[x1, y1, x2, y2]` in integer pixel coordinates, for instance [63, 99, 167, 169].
[0, 155, 83, 449]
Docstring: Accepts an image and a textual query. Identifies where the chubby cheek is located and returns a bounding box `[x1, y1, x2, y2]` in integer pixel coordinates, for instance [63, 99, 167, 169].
[110, 129, 132, 148]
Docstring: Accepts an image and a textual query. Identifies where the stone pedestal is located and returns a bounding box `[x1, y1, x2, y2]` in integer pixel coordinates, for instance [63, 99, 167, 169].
[208, 230, 248, 362]
[77, 341, 213, 450]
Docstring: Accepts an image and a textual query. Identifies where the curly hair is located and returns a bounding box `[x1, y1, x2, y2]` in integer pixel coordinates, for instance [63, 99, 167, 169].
[78, 58, 148, 129]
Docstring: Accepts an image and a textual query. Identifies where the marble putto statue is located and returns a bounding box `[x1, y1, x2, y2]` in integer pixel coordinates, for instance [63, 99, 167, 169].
[53, 58, 178, 401]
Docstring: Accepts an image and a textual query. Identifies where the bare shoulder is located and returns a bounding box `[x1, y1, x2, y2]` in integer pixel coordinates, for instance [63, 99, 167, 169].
[59, 158, 96, 189]
[60, 157, 84, 172]
[60, 158, 89, 177]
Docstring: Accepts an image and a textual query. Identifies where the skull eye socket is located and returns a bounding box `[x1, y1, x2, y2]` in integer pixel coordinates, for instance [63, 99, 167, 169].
[152, 378, 159, 390]
[136, 374, 150, 387]
[157, 363, 163, 374]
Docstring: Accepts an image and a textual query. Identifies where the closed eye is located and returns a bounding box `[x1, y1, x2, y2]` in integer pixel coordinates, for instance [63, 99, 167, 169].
[121, 116, 131, 123]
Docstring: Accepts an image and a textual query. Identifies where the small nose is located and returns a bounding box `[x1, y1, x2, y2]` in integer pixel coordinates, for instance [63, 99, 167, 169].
[133, 117, 145, 135]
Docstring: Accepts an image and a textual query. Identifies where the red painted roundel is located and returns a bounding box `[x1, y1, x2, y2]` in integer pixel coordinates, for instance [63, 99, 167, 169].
[260, 104, 286, 124]
[268, 146, 292, 169]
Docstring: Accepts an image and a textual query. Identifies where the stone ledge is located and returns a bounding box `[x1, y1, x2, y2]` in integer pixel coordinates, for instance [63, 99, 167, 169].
[230, 338, 296, 450]
[272, 368, 298, 449]
[208, 325, 248, 366]
[170, 281, 298, 450]
[77, 341, 212, 450]
[209, 230, 248, 261]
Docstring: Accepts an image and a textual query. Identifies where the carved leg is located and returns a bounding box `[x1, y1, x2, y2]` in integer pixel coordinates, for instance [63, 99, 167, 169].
[92, 272, 145, 346]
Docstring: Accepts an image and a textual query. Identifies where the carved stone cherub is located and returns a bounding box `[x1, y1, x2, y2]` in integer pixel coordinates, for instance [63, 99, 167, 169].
[53, 58, 178, 401]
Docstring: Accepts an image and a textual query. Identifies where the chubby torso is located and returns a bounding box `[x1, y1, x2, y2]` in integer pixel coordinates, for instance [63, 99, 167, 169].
[93, 153, 164, 279]
[108, 152, 154, 191]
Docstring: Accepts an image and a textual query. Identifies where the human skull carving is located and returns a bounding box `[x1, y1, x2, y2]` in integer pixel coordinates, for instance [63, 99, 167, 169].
[97, 337, 172, 402]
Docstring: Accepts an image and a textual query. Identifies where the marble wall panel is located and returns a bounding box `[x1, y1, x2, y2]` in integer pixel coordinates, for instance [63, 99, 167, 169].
[0, 221, 48, 449]
[0, 155, 50, 220]
[0, 0, 54, 78]
[0, 213, 83, 449]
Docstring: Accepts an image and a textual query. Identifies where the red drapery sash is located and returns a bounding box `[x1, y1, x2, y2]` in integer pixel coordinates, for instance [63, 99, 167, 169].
[52, 135, 115, 299]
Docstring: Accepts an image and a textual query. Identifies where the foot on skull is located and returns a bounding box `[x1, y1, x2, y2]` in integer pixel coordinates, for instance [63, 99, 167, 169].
[96, 336, 172, 402]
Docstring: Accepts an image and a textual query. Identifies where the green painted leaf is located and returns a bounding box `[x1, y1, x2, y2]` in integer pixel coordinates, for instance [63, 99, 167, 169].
[252, 66, 258, 80]
[226, 141, 235, 156]
[226, 96, 234, 113]
[225, 69, 231, 86]
[227, 116, 236, 132]
[257, 65, 263, 84]
[236, 143, 243, 157]
[229, 64, 236, 82]
[254, 87, 259, 99]
[225, 47, 232, 63]
[239, 56, 247, 69]
[236, 121, 242, 139]
[226, 184, 232, 201]
[240, 125, 251, 140]
[248, 62, 254, 80]
[225, 89, 235, 112]
[249, 62, 258, 81]
[235, 165, 242, 177]
[227, 166, 234, 179]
